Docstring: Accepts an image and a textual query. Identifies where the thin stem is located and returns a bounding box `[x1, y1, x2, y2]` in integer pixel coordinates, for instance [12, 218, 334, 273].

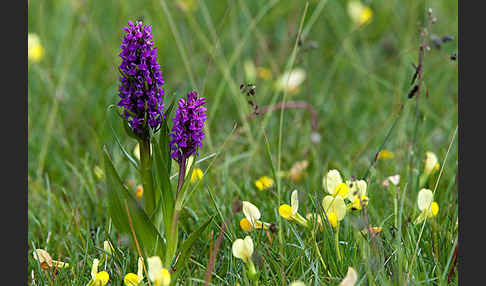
[139, 138, 155, 215]
[335, 223, 341, 263]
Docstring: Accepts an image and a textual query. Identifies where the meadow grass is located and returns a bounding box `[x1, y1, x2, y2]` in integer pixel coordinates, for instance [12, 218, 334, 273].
[28, 0, 458, 285]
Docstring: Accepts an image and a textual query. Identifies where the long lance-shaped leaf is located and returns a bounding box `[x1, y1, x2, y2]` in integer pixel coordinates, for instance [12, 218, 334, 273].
[170, 214, 216, 285]
[152, 135, 174, 234]
[103, 146, 165, 258]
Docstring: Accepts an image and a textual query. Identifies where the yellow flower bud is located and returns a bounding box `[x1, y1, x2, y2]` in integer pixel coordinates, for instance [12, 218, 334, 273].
[28, 33, 44, 63]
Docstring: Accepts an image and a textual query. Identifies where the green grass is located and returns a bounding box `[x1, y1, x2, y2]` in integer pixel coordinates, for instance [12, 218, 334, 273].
[28, 0, 458, 285]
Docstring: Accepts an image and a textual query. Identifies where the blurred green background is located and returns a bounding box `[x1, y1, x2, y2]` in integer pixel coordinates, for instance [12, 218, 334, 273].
[28, 0, 457, 284]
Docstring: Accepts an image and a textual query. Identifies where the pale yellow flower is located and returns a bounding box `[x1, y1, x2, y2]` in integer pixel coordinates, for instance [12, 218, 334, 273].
[424, 151, 440, 176]
[346, 179, 369, 210]
[242, 201, 270, 230]
[232, 236, 254, 263]
[94, 165, 104, 180]
[347, 1, 373, 26]
[275, 68, 306, 93]
[322, 195, 347, 228]
[28, 33, 45, 63]
[147, 256, 171, 286]
[255, 176, 274, 191]
[323, 170, 349, 198]
[190, 168, 204, 184]
[339, 267, 358, 286]
[414, 188, 439, 224]
[289, 281, 306, 286]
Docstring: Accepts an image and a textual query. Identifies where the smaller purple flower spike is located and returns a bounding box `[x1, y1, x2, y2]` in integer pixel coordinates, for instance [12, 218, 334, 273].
[169, 91, 207, 163]
[117, 20, 165, 136]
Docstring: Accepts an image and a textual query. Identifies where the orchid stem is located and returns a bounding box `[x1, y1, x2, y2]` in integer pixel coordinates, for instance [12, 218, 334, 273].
[139, 138, 155, 216]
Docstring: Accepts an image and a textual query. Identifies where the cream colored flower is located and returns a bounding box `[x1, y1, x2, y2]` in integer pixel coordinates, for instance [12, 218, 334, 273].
[323, 170, 349, 198]
[232, 236, 254, 263]
[322, 195, 347, 228]
[346, 179, 369, 210]
[339, 267, 358, 286]
[147, 256, 171, 286]
[424, 151, 440, 176]
[347, 1, 373, 26]
[382, 174, 400, 187]
[415, 188, 439, 224]
[276, 68, 306, 93]
[242, 201, 270, 231]
[28, 33, 45, 63]
[289, 281, 306, 286]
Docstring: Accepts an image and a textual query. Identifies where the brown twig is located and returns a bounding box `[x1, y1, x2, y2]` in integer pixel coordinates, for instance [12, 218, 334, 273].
[204, 223, 227, 286]
[447, 242, 459, 283]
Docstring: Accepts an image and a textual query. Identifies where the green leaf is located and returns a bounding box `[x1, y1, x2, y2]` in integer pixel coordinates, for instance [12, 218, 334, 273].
[152, 125, 174, 234]
[171, 214, 215, 285]
[103, 146, 165, 258]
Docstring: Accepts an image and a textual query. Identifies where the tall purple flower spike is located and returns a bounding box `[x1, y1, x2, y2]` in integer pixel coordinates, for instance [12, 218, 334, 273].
[117, 20, 165, 135]
[169, 91, 207, 163]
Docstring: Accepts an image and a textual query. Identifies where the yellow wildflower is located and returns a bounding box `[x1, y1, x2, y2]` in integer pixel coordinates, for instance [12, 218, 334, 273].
[190, 168, 204, 184]
[414, 188, 439, 224]
[94, 165, 104, 180]
[147, 256, 171, 286]
[240, 218, 253, 232]
[279, 190, 309, 227]
[123, 257, 144, 286]
[323, 170, 349, 198]
[377, 149, 394, 160]
[242, 201, 270, 230]
[255, 176, 274, 191]
[135, 185, 144, 199]
[347, 1, 373, 26]
[28, 33, 45, 63]
[86, 258, 109, 286]
[257, 67, 272, 80]
[322, 195, 347, 228]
